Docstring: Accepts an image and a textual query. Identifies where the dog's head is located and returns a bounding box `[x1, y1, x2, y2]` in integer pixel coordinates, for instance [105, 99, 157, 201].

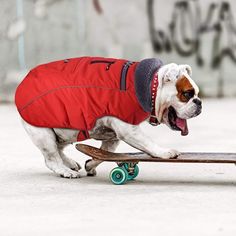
[156, 63, 202, 136]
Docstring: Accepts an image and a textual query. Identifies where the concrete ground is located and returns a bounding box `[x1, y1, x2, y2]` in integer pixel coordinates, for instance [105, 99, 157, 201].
[0, 99, 236, 236]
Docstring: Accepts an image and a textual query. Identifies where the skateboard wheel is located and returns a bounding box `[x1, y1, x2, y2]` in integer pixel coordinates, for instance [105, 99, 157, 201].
[110, 167, 128, 185]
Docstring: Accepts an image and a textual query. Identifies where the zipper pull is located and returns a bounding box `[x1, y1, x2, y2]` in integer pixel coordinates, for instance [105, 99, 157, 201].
[106, 63, 112, 70]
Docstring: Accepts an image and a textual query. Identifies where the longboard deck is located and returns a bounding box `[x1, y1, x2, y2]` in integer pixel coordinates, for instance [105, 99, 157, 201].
[76, 144, 236, 164]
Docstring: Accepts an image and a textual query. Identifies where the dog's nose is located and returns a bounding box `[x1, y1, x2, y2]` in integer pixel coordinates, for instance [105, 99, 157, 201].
[193, 98, 202, 106]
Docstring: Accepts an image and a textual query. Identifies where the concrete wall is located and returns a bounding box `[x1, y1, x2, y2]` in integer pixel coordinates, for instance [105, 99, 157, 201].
[1, 0, 236, 101]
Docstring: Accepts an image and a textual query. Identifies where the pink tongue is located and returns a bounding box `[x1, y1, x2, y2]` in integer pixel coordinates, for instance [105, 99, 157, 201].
[176, 118, 189, 136]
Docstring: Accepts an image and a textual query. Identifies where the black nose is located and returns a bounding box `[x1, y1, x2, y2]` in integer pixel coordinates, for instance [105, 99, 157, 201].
[193, 98, 202, 106]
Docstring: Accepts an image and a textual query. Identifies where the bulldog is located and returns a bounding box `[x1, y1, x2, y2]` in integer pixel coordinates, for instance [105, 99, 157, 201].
[15, 57, 202, 178]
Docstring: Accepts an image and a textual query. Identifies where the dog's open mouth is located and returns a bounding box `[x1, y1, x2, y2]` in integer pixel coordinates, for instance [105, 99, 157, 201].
[168, 106, 189, 136]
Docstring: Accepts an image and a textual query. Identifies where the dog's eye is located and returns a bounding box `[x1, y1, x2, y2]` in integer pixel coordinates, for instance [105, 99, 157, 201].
[183, 90, 194, 100]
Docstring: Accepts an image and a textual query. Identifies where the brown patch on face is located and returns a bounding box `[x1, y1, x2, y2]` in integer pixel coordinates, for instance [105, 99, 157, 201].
[176, 76, 195, 102]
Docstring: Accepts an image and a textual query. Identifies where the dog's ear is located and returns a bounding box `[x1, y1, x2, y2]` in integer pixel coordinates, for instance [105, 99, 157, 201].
[179, 65, 192, 76]
[161, 63, 179, 83]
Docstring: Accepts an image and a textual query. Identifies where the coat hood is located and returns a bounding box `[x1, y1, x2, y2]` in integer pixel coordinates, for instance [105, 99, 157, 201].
[134, 58, 163, 112]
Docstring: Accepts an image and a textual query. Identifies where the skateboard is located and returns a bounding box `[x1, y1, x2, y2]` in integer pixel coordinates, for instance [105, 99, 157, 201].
[76, 144, 236, 185]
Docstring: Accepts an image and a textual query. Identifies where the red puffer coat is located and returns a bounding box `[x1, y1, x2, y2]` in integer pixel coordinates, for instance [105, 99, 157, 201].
[15, 57, 150, 141]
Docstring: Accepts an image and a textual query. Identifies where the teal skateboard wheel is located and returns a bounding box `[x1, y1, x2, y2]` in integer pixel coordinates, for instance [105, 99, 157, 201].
[110, 167, 128, 185]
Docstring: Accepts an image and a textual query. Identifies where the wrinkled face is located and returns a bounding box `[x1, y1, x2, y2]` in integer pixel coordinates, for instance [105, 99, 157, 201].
[158, 63, 202, 136]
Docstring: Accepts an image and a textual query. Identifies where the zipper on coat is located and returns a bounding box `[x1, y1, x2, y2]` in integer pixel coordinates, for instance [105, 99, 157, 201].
[120, 61, 134, 91]
[90, 60, 115, 70]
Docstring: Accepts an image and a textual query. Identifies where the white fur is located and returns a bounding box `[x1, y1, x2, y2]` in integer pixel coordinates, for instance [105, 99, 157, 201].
[21, 62, 200, 178]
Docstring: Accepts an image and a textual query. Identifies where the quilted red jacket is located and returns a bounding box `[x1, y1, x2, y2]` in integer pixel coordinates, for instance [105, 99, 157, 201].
[15, 57, 152, 141]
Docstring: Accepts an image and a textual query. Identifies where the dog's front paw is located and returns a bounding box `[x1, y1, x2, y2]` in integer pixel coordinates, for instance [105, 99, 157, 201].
[152, 148, 180, 159]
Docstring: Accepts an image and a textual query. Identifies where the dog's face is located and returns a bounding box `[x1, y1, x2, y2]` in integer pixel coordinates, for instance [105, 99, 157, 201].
[157, 63, 202, 136]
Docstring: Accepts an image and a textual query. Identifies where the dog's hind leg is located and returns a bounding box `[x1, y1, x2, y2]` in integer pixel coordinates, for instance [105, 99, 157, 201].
[85, 140, 120, 176]
[22, 120, 80, 178]
[58, 144, 81, 172]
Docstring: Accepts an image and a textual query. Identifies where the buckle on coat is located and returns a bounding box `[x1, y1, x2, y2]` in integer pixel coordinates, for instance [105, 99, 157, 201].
[149, 115, 159, 126]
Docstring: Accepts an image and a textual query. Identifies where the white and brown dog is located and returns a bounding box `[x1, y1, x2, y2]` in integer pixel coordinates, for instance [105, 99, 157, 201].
[18, 58, 202, 178]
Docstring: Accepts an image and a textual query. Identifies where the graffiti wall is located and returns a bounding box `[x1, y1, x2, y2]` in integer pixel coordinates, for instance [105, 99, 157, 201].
[148, 0, 236, 97]
[0, 0, 236, 102]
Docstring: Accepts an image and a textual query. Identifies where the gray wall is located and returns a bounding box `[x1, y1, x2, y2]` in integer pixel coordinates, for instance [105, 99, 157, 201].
[1, 0, 236, 102]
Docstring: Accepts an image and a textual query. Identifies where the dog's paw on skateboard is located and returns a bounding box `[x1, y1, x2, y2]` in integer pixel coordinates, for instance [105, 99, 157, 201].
[151, 148, 180, 159]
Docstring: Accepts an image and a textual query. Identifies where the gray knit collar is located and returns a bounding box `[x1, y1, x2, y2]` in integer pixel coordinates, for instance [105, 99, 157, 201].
[134, 58, 163, 112]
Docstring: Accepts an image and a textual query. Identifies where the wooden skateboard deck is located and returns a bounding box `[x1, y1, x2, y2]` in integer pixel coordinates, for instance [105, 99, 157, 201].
[76, 144, 236, 164]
